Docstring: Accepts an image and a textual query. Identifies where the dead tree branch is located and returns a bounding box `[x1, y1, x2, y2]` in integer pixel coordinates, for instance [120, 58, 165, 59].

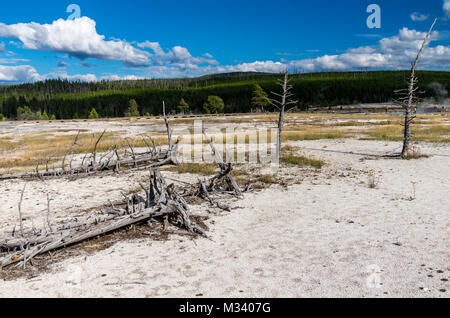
[270, 70, 298, 159]
[397, 18, 437, 158]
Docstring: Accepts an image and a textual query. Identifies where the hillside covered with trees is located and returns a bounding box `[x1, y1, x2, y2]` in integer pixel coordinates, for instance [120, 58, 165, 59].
[0, 71, 449, 120]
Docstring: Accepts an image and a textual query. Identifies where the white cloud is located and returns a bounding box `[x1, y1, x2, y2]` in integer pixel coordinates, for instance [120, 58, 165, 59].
[1, 15, 448, 84]
[44, 70, 97, 82]
[379, 27, 437, 52]
[410, 12, 429, 21]
[219, 61, 286, 73]
[445, 0, 450, 17]
[0, 58, 30, 64]
[100, 74, 143, 81]
[0, 17, 150, 67]
[0, 65, 41, 82]
[287, 27, 450, 72]
[138, 41, 219, 67]
[142, 60, 286, 78]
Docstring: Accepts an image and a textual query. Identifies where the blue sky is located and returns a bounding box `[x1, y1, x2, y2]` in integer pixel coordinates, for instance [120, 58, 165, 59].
[0, 0, 449, 83]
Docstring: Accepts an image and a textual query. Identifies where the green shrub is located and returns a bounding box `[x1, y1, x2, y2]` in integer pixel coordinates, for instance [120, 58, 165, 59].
[251, 84, 270, 112]
[41, 110, 49, 120]
[203, 95, 224, 114]
[128, 99, 140, 117]
[17, 106, 36, 120]
[88, 108, 99, 119]
[177, 98, 189, 114]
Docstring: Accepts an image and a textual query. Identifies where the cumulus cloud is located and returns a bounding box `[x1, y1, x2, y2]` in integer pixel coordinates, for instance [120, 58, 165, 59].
[43, 70, 97, 82]
[100, 74, 143, 81]
[410, 12, 429, 21]
[0, 65, 41, 82]
[0, 17, 150, 67]
[287, 27, 450, 72]
[142, 60, 286, 78]
[445, 0, 450, 17]
[138, 41, 218, 67]
[1, 14, 448, 83]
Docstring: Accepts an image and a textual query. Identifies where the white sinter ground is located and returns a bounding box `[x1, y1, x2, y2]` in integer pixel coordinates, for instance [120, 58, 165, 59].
[0, 139, 448, 297]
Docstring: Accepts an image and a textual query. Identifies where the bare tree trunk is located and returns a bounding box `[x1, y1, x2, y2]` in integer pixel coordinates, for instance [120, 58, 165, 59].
[277, 107, 285, 160]
[401, 18, 436, 158]
[271, 71, 297, 160]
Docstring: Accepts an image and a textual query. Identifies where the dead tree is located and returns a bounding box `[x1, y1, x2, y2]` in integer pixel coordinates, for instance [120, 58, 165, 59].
[0, 103, 180, 181]
[0, 168, 207, 268]
[397, 18, 437, 158]
[270, 70, 298, 159]
[0, 148, 243, 269]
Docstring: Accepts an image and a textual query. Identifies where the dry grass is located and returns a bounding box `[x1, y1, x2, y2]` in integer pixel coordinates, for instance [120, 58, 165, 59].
[280, 154, 326, 169]
[403, 145, 429, 160]
[256, 174, 277, 184]
[280, 145, 326, 169]
[166, 163, 218, 176]
[283, 130, 348, 141]
[1, 112, 448, 173]
[368, 170, 379, 189]
[0, 132, 171, 171]
[362, 125, 450, 143]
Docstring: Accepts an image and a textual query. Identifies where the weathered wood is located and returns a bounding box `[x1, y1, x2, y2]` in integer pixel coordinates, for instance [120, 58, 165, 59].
[269, 71, 298, 160]
[400, 18, 437, 158]
[62, 131, 81, 173]
[18, 183, 26, 237]
[0, 168, 211, 268]
[0, 107, 180, 181]
[203, 130, 242, 195]
[0, 148, 174, 181]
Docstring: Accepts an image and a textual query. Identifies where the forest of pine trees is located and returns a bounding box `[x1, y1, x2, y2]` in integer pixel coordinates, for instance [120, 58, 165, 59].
[0, 71, 448, 120]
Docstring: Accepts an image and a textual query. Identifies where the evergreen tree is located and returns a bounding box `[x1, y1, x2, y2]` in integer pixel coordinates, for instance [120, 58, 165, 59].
[177, 98, 189, 114]
[88, 108, 99, 119]
[203, 96, 224, 114]
[41, 110, 49, 120]
[251, 84, 270, 112]
[17, 106, 35, 120]
[128, 99, 140, 117]
[50, 114, 56, 121]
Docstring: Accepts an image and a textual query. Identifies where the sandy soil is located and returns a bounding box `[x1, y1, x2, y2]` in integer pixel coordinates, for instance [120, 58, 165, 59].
[0, 139, 449, 298]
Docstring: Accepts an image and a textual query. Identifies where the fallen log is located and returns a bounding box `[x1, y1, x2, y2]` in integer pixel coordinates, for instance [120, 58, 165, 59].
[0, 167, 209, 268]
[0, 102, 180, 181]
[0, 104, 247, 269]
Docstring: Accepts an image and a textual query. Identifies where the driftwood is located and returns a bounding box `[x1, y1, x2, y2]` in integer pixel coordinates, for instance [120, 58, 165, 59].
[0, 103, 180, 181]
[0, 127, 244, 269]
[0, 167, 210, 268]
